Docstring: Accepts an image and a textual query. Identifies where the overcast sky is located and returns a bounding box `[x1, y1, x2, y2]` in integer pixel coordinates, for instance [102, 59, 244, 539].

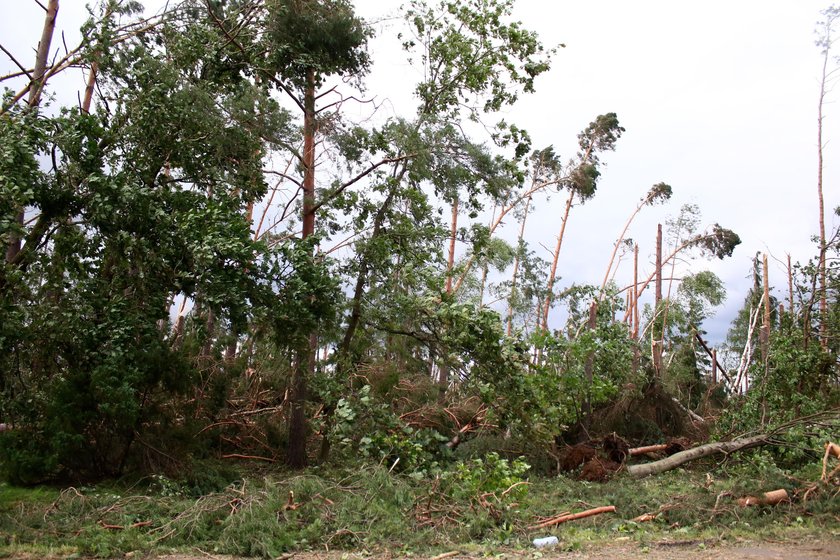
[2, 1, 838, 348]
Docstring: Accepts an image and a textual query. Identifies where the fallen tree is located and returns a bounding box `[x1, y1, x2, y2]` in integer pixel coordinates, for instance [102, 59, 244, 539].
[626, 434, 769, 478]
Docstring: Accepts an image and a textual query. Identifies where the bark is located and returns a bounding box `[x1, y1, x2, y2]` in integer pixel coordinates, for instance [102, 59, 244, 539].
[529, 506, 616, 530]
[737, 489, 789, 507]
[445, 197, 458, 294]
[712, 348, 718, 384]
[655, 224, 663, 307]
[761, 253, 771, 363]
[81, 59, 98, 114]
[817, 29, 830, 348]
[632, 244, 640, 373]
[653, 224, 663, 377]
[787, 254, 794, 323]
[200, 309, 215, 361]
[7, 0, 59, 264]
[626, 434, 768, 478]
[287, 68, 317, 469]
[582, 301, 597, 422]
[629, 444, 670, 456]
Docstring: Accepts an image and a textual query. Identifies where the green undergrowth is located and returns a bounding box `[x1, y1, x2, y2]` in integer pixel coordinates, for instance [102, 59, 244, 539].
[0, 455, 837, 558]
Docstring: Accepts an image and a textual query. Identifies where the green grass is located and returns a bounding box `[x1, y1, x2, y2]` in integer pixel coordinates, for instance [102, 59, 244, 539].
[0, 458, 837, 558]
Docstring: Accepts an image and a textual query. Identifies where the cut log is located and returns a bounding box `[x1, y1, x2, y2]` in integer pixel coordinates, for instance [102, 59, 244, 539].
[737, 489, 789, 507]
[629, 444, 670, 456]
[626, 435, 768, 478]
[529, 505, 616, 530]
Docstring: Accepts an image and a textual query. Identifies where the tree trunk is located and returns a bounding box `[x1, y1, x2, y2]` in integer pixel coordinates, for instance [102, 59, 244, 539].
[541, 192, 574, 329]
[653, 223, 663, 377]
[582, 301, 597, 424]
[81, 59, 98, 114]
[338, 183, 400, 360]
[6, 0, 59, 264]
[817, 29, 830, 349]
[655, 224, 662, 308]
[626, 435, 768, 478]
[761, 253, 771, 363]
[287, 68, 317, 469]
[787, 253, 794, 325]
[632, 243, 640, 337]
[445, 197, 458, 294]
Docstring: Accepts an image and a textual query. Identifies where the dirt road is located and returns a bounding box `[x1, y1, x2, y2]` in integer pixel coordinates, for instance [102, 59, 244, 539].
[147, 540, 840, 560]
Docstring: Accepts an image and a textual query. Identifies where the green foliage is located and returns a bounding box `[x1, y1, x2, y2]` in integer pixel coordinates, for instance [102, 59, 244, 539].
[719, 329, 838, 436]
[405, 0, 553, 116]
[266, 0, 372, 88]
[445, 452, 530, 502]
[535, 292, 636, 427]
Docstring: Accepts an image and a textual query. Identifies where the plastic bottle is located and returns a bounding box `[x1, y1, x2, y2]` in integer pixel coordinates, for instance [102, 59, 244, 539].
[532, 536, 559, 548]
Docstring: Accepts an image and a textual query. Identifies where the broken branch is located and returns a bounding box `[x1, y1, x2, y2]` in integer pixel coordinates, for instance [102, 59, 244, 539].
[627, 435, 768, 478]
[529, 505, 616, 530]
[737, 489, 789, 507]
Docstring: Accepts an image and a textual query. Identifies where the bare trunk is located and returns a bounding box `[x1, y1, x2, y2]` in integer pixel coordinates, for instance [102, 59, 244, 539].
[787, 253, 794, 324]
[6, 0, 59, 264]
[631, 243, 640, 375]
[81, 59, 98, 114]
[761, 253, 771, 363]
[582, 301, 597, 423]
[653, 224, 663, 377]
[541, 192, 574, 329]
[817, 38, 829, 348]
[655, 224, 663, 308]
[200, 309, 215, 361]
[445, 198, 458, 294]
[632, 243, 640, 339]
[712, 348, 717, 384]
[287, 68, 317, 469]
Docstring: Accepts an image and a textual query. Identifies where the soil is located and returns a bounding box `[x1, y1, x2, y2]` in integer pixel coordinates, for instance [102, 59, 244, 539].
[138, 540, 840, 560]
[6, 539, 839, 559]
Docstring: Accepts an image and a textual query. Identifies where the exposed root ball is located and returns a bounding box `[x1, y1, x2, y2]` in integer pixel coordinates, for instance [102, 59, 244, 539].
[665, 437, 690, 455]
[580, 457, 621, 482]
[603, 433, 630, 464]
[559, 443, 597, 472]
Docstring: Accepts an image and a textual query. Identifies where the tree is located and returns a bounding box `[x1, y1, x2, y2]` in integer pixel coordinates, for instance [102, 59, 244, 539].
[540, 113, 624, 330]
[815, 6, 840, 349]
[0, 1, 286, 481]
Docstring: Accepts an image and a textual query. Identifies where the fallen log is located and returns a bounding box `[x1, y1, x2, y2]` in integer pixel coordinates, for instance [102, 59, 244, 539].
[626, 434, 768, 478]
[737, 489, 789, 507]
[529, 505, 616, 530]
[629, 444, 669, 456]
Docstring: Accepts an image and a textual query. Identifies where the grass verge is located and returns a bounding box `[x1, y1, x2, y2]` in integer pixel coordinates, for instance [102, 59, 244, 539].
[0, 455, 838, 558]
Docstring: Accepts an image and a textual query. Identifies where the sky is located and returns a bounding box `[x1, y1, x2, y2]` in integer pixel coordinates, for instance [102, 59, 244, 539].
[2, 0, 838, 349]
